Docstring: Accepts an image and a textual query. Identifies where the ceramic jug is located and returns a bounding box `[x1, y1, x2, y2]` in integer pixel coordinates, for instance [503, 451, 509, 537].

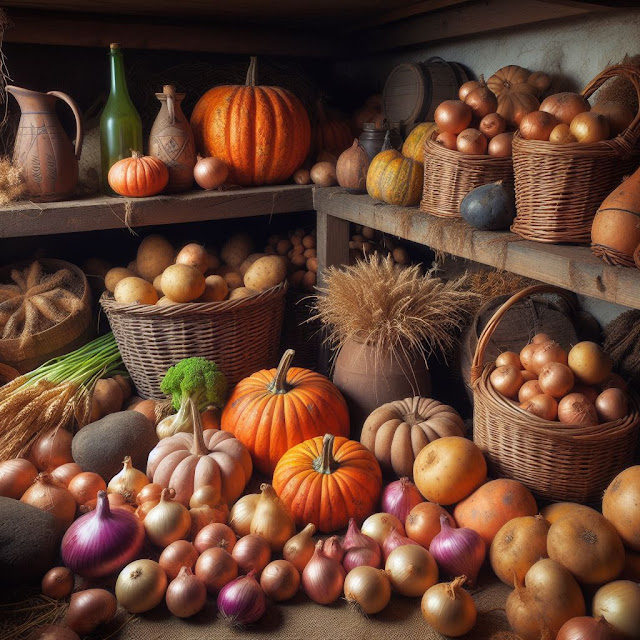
[7, 85, 83, 202]
[149, 85, 196, 192]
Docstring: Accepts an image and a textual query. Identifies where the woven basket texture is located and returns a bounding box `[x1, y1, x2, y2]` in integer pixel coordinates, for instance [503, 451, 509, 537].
[0, 259, 93, 373]
[100, 283, 286, 400]
[472, 284, 640, 504]
[511, 63, 640, 244]
[420, 130, 513, 219]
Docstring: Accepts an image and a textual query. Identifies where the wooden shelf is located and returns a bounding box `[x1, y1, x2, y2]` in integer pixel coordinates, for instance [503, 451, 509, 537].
[0, 185, 314, 238]
[313, 188, 640, 311]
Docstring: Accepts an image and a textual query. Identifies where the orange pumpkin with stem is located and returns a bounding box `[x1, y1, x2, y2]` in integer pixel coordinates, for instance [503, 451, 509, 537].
[221, 349, 350, 475]
[272, 433, 382, 533]
[107, 151, 169, 197]
[190, 56, 311, 186]
[487, 65, 540, 127]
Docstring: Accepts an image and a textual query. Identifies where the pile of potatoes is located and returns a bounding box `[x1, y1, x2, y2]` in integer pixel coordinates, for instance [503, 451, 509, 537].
[349, 225, 410, 266]
[262, 228, 318, 292]
[105, 234, 289, 306]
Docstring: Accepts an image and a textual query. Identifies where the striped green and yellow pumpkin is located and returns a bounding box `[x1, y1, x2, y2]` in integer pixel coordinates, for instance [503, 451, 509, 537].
[402, 122, 437, 163]
[366, 133, 423, 207]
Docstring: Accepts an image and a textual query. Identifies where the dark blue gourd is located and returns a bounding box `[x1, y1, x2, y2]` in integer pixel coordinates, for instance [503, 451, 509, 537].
[460, 181, 516, 231]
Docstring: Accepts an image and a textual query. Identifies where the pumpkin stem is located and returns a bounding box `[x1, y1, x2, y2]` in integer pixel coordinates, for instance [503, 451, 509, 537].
[130, 150, 142, 159]
[189, 397, 208, 457]
[246, 56, 258, 87]
[381, 130, 393, 152]
[268, 349, 295, 394]
[314, 433, 339, 475]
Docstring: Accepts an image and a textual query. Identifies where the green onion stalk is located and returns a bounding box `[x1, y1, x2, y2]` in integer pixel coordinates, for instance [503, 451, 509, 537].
[0, 332, 126, 461]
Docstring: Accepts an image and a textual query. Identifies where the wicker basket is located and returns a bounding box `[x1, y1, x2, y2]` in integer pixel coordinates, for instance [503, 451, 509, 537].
[0, 259, 93, 374]
[511, 64, 640, 244]
[100, 283, 287, 399]
[420, 131, 514, 218]
[471, 284, 640, 504]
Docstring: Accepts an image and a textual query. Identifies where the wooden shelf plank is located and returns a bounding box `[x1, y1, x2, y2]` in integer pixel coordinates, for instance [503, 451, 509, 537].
[313, 188, 640, 310]
[0, 185, 314, 238]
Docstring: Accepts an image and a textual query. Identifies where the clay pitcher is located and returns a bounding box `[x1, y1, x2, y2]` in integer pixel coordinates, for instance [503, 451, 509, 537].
[7, 85, 83, 202]
[149, 85, 196, 192]
[332, 335, 432, 438]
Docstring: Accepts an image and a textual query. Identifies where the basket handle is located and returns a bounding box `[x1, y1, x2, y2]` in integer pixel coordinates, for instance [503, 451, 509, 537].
[581, 63, 640, 156]
[470, 284, 570, 384]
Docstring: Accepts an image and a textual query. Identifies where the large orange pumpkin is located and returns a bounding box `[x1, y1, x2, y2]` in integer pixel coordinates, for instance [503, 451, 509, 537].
[220, 349, 350, 475]
[272, 433, 382, 533]
[453, 478, 538, 546]
[190, 57, 311, 186]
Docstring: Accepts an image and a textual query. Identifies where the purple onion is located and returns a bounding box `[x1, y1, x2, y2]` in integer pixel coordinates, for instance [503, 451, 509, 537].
[381, 478, 423, 523]
[382, 528, 421, 560]
[61, 490, 145, 578]
[217, 571, 266, 626]
[341, 519, 382, 572]
[428, 514, 486, 586]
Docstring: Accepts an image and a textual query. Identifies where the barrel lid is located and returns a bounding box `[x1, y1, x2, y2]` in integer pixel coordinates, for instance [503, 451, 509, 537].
[383, 63, 426, 127]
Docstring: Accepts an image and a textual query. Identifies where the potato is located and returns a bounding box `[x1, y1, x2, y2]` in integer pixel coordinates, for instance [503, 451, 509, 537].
[223, 271, 244, 290]
[152, 274, 164, 296]
[176, 243, 209, 273]
[161, 264, 206, 303]
[220, 233, 253, 268]
[90, 378, 124, 422]
[302, 235, 316, 249]
[240, 253, 266, 276]
[291, 234, 303, 246]
[157, 296, 179, 306]
[199, 275, 228, 302]
[291, 253, 307, 268]
[105, 267, 135, 293]
[127, 260, 140, 276]
[243, 256, 287, 292]
[264, 245, 276, 256]
[136, 235, 175, 281]
[276, 239, 291, 256]
[310, 162, 337, 187]
[229, 287, 256, 300]
[82, 257, 111, 279]
[302, 270, 317, 291]
[129, 399, 157, 425]
[306, 257, 318, 273]
[393, 247, 409, 265]
[362, 226, 376, 240]
[114, 277, 159, 305]
[303, 248, 316, 259]
[206, 252, 221, 273]
[293, 228, 305, 238]
[352, 234, 364, 243]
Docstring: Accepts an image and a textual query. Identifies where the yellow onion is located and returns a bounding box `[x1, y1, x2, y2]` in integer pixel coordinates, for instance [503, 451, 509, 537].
[65, 589, 117, 635]
[50, 462, 83, 488]
[260, 559, 300, 602]
[556, 616, 613, 640]
[0, 458, 37, 499]
[283, 523, 316, 572]
[302, 540, 345, 605]
[68, 472, 106, 506]
[344, 566, 391, 615]
[136, 482, 163, 505]
[194, 522, 236, 554]
[361, 512, 405, 546]
[193, 155, 228, 190]
[116, 559, 167, 613]
[385, 544, 438, 597]
[107, 456, 148, 503]
[250, 483, 295, 552]
[231, 533, 271, 575]
[143, 488, 191, 547]
[196, 547, 238, 594]
[189, 503, 229, 539]
[229, 493, 259, 537]
[21, 472, 76, 532]
[165, 566, 207, 618]
[421, 576, 476, 637]
[29, 428, 73, 472]
[159, 540, 198, 581]
[41, 567, 74, 599]
[592, 580, 640, 639]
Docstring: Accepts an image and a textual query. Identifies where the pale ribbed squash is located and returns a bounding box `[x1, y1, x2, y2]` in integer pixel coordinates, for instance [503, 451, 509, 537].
[402, 122, 437, 163]
[366, 145, 423, 207]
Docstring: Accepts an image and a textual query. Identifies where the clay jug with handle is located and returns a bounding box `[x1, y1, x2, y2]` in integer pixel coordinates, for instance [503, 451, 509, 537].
[149, 85, 196, 192]
[7, 85, 84, 202]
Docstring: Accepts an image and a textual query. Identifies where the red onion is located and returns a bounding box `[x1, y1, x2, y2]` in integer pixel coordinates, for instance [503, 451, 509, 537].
[429, 514, 486, 586]
[381, 478, 423, 523]
[382, 527, 421, 560]
[323, 536, 344, 562]
[342, 518, 382, 572]
[61, 490, 145, 578]
[217, 570, 266, 626]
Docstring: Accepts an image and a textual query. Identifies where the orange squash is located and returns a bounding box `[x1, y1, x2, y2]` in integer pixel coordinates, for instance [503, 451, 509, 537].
[220, 349, 350, 475]
[107, 151, 169, 197]
[487, 65, 540, 127]
[313, 101, 353, 157]
[190, 57, 311, 186]
[453, 478, 538, 546]
[272, 433, 382, 533]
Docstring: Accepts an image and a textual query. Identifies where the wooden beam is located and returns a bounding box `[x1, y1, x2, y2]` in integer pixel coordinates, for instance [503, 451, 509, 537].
[0, 185, 315, 238]
[3, 10, 342, 56]
[355, 0, 612, 52]
[313, 188, 640, 310]
[316, 207, 351, 282]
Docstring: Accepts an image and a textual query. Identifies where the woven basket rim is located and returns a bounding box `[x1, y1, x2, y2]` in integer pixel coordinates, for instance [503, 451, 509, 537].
[0, 258, 91, 346]
[100, 282, 287, 316]
[425, 132, 513, 165]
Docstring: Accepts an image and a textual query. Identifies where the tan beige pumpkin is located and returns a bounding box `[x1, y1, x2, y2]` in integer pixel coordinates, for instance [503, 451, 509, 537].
[147, 399, 252, 507]
[361, 397, 465, 478]
[401, 122, 438, 163]
[487, 65, 540, 128]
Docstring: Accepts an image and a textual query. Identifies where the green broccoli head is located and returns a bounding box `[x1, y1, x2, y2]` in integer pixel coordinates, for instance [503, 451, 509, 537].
[160, 357, 228, 412]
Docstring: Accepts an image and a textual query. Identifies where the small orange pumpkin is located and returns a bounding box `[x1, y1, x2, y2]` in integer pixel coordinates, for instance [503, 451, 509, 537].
[221, 349, 350, 475]
[107, 151, 169, 197]
[487, 65, 540, 127]
[272, 433, 382, 533]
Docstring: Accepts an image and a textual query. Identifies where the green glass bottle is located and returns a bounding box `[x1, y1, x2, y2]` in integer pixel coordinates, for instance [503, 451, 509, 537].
[100, 43, 143, 196]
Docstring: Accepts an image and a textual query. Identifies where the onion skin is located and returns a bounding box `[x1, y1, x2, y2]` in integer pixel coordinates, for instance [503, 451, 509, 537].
[21, 473, 76, 532]
[456, 128, 488, 155]
[195, 522, 236, 554]
[231, 533, 271, 575]
[41, 567, 74, 599]
[341, 518, 382, 572]
[68, 472, 106, 506]
[549, 123, 577, 144]
[302, 540, 346, 605]
[29, 428, 73, 472]
[495, 351, 521, 369]
[165, 566, 207, 618]
[0, 458, 37, 499]
[344, 566, 391, 615]
[115, 559, 168, 613]
[540, 92, 590, 125]
[381, 478, 423, 523]
[406, 502, 455, 549]
[143, 488, 191, 547]
[229, 494, 259, 537]
[556, 616, 613, 640]
[361, 512, 405, 546]
[194, 156, 228, 190]
[65, 589, 117, 636]
[480, 113, 507, 139]
[260, 559, 300, 602]
[592, 580, 640, 639]
[520, 393, 558, 421]
[488, 132, 513, 157]
[159, 540, 199, 581]
[557, 393, 598, 426]
[518, 380, 543, 403]
[283, 523, 316, 572]
[382, 527, 420, 560]
[570, 112, 610, 143]
[385, 544, 439, 597]
[490, 365, 525, 398]
[595, 388, 628, 422]
[61, 490, 145, 578]
[465, 84, 498, 119]
[50, 463, 82, 488]
[538, 362, 575, 399]
[435, 131, 458, 150]
[26, 625, 80, 640]
[196, 547, 238, 594]
[520, 343, 538, 372]
[421, 576, 476, 637]
[217, 571, 266, 626]
[519, 110, 559, 141]
[531, 341, 567, 374]
[434, 100, 473, 135]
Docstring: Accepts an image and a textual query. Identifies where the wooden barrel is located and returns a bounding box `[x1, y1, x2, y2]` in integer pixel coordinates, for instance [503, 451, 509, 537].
[383, 57, 460, 128]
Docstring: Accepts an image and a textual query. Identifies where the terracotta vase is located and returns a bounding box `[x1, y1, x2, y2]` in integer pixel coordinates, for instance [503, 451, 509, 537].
[7, 85, 83, 202]
[149, 85, 196, 192]
[332, 336, 432, 438]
